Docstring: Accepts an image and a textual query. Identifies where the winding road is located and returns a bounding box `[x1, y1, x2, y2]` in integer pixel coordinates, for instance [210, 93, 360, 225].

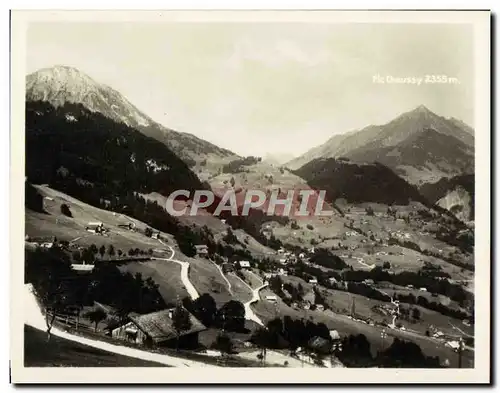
[209, 260, 233, 295]
[156, 239, 266, 326]
[156, 240, 199, 301]
[23, 284, 216, 367]
[231, 274, 268, 326]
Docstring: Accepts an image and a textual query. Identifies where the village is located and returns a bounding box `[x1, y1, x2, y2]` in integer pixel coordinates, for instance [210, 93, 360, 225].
[24, 196, 473, 369]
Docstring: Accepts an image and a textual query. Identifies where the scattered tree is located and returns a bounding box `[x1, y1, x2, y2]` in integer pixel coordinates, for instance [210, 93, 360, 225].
[99, 245, 106, 259]
[172, 305, 192, 351]
[60, 203, 73, 217]
[411, 307, 421, 322]
[84, 307, 107, 332]
[211, 332, 234, 361]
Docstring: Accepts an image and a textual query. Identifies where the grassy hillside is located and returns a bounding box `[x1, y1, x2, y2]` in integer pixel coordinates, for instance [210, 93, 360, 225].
[294, 158, 426, 206]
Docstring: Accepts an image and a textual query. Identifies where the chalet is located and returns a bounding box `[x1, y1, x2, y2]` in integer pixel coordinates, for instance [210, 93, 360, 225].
[111, 308, 206, 349]
[41, 242, 54, 249]
[279, 258, 287, 264]
[71, 263, 95, 273]
[328, 277, 338, 284]
[277, 248, 285, 255]
[265, 295, 278, 303]
[329, 330, 340, 340]
[308, 278, 318, 285]
[277, 268, 288, 276]
[363, 279, 375, 286]
[100, 198, 111, 209]
[194, 244, 209, 256]
[238, 261, 251, 269]
[287, 255, 297, 263]
[86, 222, 104, 234]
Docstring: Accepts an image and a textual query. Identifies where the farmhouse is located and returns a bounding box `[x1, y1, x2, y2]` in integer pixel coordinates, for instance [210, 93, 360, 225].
[236, 261, 251, 269]
[329, 330, 340, 340]
[111, 308, 206, 349]
[222, 262, 235, 274]
[194, 244, 209, 256]
[265, 295, 278, 303]
[277, 268, 288, 276]
[71, 263, 95, 273]
[86, 222, 104, 234]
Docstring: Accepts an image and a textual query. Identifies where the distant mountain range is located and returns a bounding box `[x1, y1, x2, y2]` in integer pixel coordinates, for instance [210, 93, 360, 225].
[26, 65, 238, 168]
[287, 105, 474, 185]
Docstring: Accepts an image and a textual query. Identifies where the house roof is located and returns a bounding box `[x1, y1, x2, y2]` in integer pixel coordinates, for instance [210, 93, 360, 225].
[308, 336, 332, 353]
[128, 308, 206, 343]
[71, 264, 95, 272]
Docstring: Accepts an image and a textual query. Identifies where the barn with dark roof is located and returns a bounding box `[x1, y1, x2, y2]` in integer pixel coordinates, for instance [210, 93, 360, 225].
[111, 307, 206, 349]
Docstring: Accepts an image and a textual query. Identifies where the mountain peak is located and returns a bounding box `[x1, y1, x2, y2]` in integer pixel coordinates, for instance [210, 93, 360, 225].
[408, 104, 434, 116]
[415, 104, 430, 111]
[25, 65, 238, 168]
[28, 65, 97, 85]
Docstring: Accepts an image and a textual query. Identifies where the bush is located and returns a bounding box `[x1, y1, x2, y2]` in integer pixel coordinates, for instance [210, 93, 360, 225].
[306, 224, 314, 230]
[60, 203, 73, 217]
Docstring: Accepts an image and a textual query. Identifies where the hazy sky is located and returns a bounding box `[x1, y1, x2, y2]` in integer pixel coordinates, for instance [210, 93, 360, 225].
[26, 22, 474, 157]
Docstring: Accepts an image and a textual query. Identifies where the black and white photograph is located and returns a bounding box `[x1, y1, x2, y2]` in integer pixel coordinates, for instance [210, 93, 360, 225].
[9, 9, 491, 384]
